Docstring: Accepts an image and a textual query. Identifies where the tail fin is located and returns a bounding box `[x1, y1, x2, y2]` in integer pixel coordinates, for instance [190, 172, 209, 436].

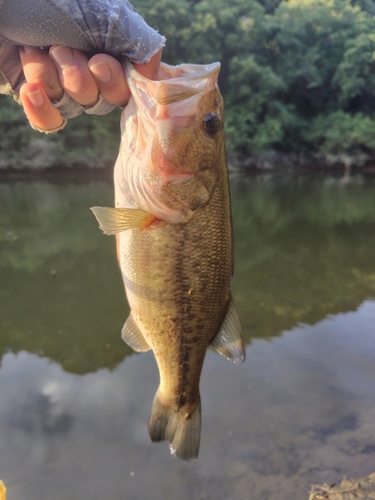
[148, 389, 201, 461]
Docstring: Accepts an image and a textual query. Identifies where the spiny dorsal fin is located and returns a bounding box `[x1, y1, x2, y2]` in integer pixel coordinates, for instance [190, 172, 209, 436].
[121, 314, 151, 352]
[210, 297, 246, 364]
[90, 206, 153, 235]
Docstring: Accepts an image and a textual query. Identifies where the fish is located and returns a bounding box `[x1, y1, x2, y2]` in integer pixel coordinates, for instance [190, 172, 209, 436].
[91, 60, 245, 461]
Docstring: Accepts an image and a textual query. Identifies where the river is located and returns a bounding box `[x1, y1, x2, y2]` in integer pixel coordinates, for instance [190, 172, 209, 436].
[0, 172, 374, 499]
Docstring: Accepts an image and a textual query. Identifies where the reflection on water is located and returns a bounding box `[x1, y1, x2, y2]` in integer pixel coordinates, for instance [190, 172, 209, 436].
[231, 174, 375, 341]
[0, 181, 131, 373]
[0, 173, 375, 499]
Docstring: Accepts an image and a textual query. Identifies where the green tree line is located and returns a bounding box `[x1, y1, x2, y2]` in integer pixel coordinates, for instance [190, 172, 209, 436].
[1, 0, 375, 168]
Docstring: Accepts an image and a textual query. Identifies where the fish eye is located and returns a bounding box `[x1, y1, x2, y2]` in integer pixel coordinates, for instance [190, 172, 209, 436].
[202, 112, 221, 135]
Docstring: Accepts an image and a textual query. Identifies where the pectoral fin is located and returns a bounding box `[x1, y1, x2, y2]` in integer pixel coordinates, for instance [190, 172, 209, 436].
[210, 298, 246, 364]
[90, 206, 153, 235]
[121, 313, 151, 352]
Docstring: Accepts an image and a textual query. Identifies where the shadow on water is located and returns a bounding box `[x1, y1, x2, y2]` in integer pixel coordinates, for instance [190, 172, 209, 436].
[0, 172, 375, 500]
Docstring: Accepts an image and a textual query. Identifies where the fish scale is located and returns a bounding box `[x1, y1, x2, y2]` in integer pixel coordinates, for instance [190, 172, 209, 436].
[122, 181, 230, 360]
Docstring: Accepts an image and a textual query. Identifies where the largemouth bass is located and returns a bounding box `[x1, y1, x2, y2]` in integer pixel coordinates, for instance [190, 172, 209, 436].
[91, 61, 245, 461]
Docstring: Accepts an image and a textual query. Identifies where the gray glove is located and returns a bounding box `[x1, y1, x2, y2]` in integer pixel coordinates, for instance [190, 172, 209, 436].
[0, 0, 165, 121]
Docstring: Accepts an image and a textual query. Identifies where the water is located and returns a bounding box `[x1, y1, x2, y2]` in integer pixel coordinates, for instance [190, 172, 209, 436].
[0, 173, 375, 499]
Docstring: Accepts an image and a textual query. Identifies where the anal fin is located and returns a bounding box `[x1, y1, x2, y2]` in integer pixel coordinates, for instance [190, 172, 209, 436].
[121, 313, 151, 352]
[210, 297, 246, 364]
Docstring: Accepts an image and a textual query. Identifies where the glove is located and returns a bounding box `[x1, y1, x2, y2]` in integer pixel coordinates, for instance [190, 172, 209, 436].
[0, 0, 165, 111]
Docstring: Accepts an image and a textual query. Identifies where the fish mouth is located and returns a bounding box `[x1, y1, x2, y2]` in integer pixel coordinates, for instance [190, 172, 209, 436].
[157, 62, 221, 84]
[125, 60, 221, 105]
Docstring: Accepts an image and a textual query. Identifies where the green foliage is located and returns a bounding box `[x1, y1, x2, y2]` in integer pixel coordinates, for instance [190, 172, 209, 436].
[136, 0, 194, 63]
[333, 33, 375, 110]
[304, 111, 375, 154]
[351, 0, 375, 14]
[137, 0, 375, 159]
[225, 55, 292, 152]
[233, 0, 375, 156]
[0, 95, 121, 169]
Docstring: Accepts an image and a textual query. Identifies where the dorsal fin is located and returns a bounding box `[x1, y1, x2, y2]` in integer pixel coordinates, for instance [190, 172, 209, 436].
[210, 297, 246, 364]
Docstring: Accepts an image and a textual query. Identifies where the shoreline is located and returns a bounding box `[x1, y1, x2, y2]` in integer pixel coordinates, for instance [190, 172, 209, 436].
[1, 152, 375, 179]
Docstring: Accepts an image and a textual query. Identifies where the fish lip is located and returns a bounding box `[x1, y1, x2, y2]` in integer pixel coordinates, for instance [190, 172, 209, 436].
[125, 60, 221, 85]
[159, 61, 221, 84]
[124, 60, 221, 104]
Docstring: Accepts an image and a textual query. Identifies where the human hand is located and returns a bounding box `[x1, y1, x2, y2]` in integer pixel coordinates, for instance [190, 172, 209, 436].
[19, 45, 162, 132]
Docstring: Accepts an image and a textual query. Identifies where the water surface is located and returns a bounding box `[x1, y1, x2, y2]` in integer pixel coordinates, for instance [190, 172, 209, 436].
[0, 173, 375, 499]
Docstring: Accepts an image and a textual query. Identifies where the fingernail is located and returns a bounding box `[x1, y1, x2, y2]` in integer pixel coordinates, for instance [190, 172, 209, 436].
[89, 62, 112, 84]
[51, 46, 74, 69]
[26, 89, 44, 107]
